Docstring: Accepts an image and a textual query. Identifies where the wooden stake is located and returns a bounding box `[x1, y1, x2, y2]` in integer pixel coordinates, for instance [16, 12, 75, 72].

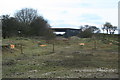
[21, 44, 23, 54]
[53, 42, 54, 52]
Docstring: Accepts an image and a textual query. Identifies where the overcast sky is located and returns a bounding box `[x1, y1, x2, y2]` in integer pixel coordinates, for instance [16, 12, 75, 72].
[0, 0, 119, 31]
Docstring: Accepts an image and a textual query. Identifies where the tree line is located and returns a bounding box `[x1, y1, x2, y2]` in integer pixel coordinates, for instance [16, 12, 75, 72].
[78, 22, 117, 38]
[102, 22, 117, 34]
[1, 8, 117, 39]
[78, 25, 100, 38]
[1, 8, 55, 39]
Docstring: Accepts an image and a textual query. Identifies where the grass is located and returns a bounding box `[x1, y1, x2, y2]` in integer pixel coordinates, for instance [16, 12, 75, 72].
[2, 36, 119, 78]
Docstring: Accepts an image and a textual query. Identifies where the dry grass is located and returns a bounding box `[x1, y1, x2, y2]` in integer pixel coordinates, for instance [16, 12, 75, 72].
[2, 37, 118, 78]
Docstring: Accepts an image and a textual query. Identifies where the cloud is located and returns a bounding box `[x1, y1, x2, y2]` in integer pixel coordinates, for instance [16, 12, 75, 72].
[80, 14, 102, 20]
[0, 0, 118, 29]
[53, 24, 78, 29]
[79, 14, 103, 25]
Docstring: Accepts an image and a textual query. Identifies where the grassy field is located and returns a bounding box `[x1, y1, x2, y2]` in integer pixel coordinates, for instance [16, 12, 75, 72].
[2, 36, 119, 78]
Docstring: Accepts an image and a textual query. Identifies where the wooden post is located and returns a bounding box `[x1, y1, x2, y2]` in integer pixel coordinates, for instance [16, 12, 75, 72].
[21, 44, 23, 54]
[18, 30, 23, 54]
[93, 34, 97, 50]
[94, 40, 97, 50]
[53, 42, 55, 53]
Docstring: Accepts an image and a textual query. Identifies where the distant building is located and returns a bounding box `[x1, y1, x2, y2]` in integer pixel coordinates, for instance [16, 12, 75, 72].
[51, 28, 81, 37]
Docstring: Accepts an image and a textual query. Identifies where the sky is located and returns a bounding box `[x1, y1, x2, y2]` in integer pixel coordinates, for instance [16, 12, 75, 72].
[0, 0, 119, 33]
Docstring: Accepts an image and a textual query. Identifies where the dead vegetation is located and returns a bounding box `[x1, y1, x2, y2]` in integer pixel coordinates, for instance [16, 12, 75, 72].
[2, 37, 118, 78]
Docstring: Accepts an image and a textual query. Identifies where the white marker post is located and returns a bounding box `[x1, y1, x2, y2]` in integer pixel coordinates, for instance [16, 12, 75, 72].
[18, 30, 23, 54]
[0, 18, 2, 79]
[118, 1, 120, 34]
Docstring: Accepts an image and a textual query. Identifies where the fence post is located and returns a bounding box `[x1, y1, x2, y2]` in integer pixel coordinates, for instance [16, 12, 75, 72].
[53, 42, 55, 53]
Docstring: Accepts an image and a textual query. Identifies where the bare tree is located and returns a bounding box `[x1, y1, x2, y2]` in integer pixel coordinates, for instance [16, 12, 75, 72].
[111, 26, 117, 34]
[102, 26, 105, 34]
[103, 22, 117, 34]
[14, 8, 38, 24]
[90, 26, 100, 33]
[103, 22, 112, 34]
[78, 25, 100, 38]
